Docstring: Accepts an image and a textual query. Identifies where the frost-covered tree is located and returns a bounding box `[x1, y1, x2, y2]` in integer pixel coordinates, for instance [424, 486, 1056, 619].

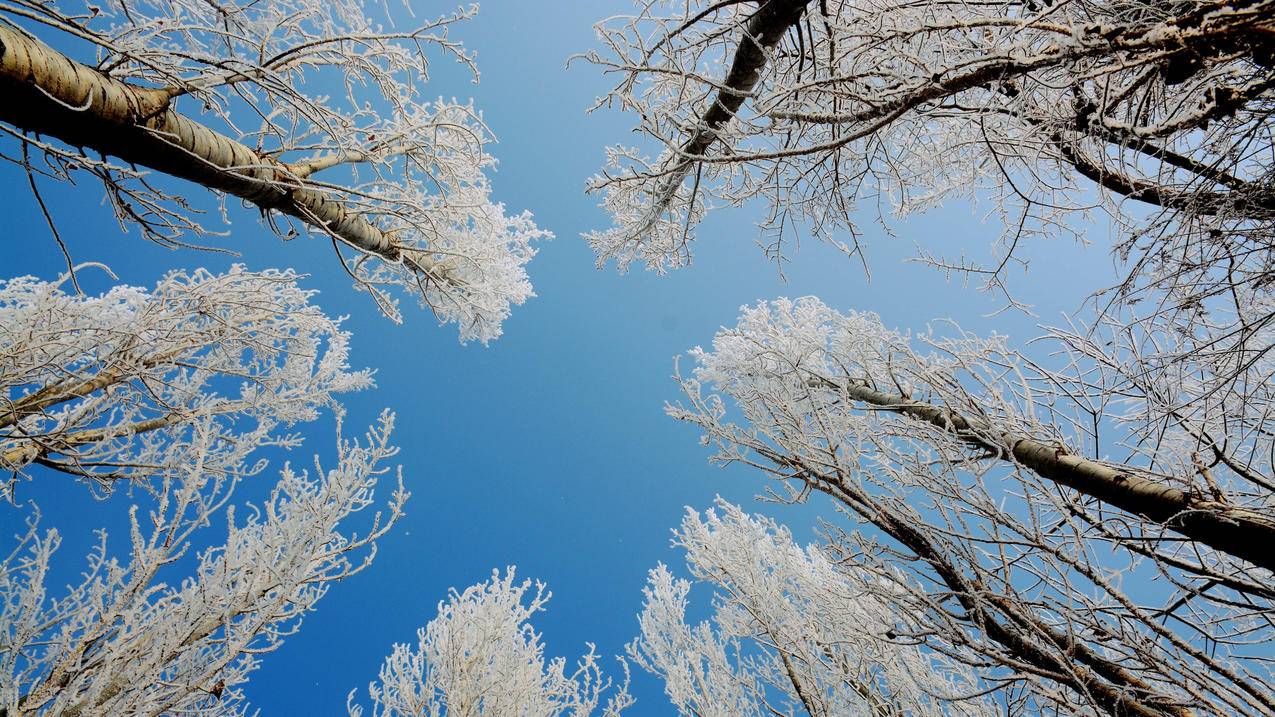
[0, 266, 407, 715]
[585, 0, 1274, 302]
[585, 8, 1275, 711]
[2, 415, 404, 716]
[351, 567, 632, 717]
[1, 265, 370, 492]
[630, 500, 994, 717]
[582, 1, 1275, 456]
[671, 297, 1275, 716]
[0, 0, 546, 337]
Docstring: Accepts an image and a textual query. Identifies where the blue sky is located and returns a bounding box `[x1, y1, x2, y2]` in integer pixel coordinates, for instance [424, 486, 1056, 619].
[1, 1, 1118, 712]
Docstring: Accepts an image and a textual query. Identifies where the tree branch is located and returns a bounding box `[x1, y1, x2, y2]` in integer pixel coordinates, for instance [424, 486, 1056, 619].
[0, 26, 447, 280]
[812, 376, 1275, 574]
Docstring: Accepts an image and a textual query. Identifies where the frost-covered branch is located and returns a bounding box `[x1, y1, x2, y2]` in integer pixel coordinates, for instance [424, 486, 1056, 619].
[2, 413, 406, 716]
[670, 297, 1275, 715]
[350, 567, 632, 717]
[584, 0, 1275, 320]
[0, 1, 547, 338]
[631, 500, 995, 717]
[0, 266, 369, 492]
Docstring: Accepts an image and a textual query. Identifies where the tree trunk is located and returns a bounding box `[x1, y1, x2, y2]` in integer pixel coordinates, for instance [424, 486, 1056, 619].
[0, 26, 440, 276]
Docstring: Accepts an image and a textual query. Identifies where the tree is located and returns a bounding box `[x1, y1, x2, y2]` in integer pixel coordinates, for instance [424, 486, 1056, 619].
[670, 297, 1274, 716]
[3, 416, 403, 716]
[629, 499, 994, 717]
[0, 261, 629, 715]
[0, 267, 406, 715]
[1, 0, 546, 338]
[585, 0, 1274, 309]
[581, 5, 1275, 713]
[582, 0, 1275, 463]
[582, 0, 1274, 405]
[350, 568, 632, 717]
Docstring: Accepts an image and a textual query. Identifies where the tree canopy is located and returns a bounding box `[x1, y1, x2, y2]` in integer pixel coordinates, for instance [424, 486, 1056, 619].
[2, 0, 1273, 715]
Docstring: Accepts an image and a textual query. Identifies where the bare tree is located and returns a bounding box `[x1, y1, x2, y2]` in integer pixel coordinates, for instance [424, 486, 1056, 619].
[630, 499, 995, 717]
[1, 0, 546, 338]
[582, 0, 1275, 459]
[350, 567, 632, 717]
[0, 266, 407, 715]
[670, 297, 1274, 716]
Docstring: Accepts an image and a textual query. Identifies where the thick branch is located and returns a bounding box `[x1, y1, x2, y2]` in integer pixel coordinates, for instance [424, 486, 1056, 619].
[815, 377, 1275, 574]
[1058, 141, 1275, 219]
[0, 26, 442, 277]
[1, 410, 202, 472]
[679, 0, 809, 160]
[646, 0, 810, 210]
[0, 364, 132, 431]
[0, 328, 255, 431]
[284, 144, 412, 179]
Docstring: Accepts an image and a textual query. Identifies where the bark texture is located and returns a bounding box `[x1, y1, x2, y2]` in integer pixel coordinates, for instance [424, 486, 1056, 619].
[0, 26, 440, 276]
[679, 0, 810, 160]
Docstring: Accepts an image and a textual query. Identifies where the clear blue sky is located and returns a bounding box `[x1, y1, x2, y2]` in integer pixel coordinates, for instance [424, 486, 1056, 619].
[0, 1, 1116, 712]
